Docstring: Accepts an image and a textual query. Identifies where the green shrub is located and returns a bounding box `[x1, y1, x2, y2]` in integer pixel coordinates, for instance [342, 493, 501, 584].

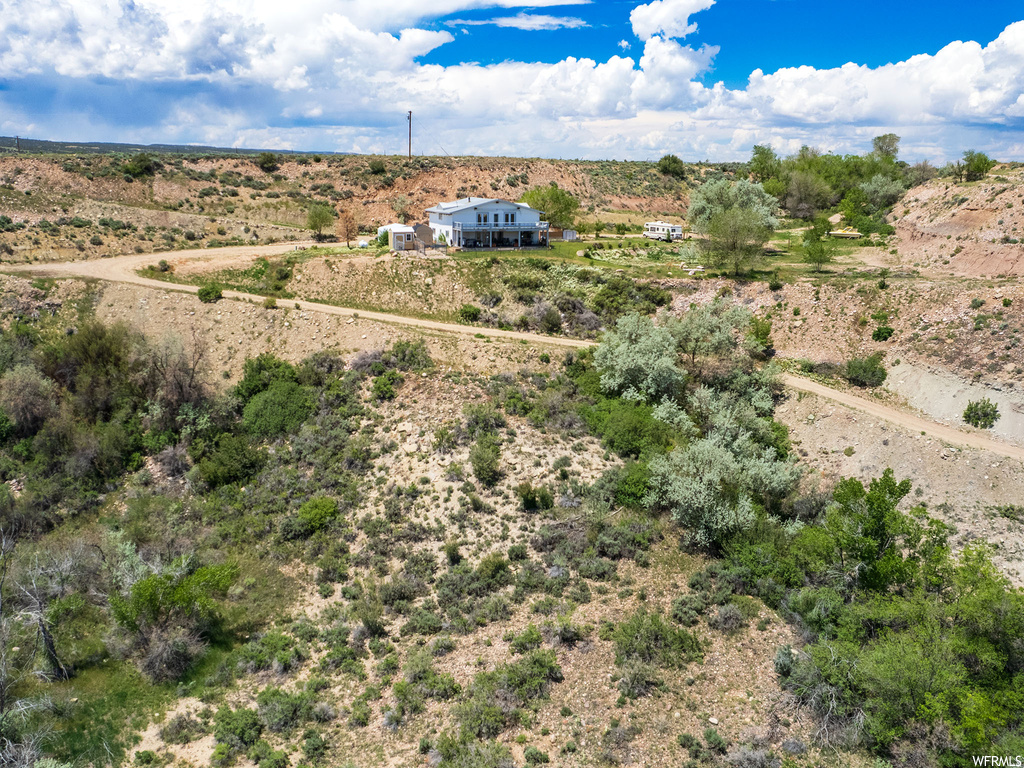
[616, 658, 662, 698]
[708, 603, 746, 634]
[459, 304, 482, 322]
[509, 624, 543, 654]
[372, 369, 404, 401]
[845, 352, 887, 387]
[297, 497, 339, 533]
[872, 326, 894, 341]
[382, 339, 433, 371]
[704, 727, 728, 754]
[774, 645, 794, 677]
[243, 380, 314, 436]
[456, 650, 563, 738]
[214, 706, 263, 750]
[963, 398, 1000, 429]
[348, 699, 370, 727]
[196, 434, 266, 487]
[470, 435, 502, 487]
[671, 593, 707, 626]
[236, 354, 297, 403]
[198, 284, 223, 303]
[524, 746, 551, 764]
[161, 713, 206, 744]
[463, 403, 507, 437]
[612, 609, 703, 668]
[515, 482, 554, 511]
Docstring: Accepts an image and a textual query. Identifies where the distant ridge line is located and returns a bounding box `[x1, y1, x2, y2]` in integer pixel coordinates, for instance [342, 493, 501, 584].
[0, 135, 351, 156]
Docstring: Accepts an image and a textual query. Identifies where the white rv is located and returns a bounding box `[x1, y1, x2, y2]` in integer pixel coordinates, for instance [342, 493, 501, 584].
[643, 221, 683, 241]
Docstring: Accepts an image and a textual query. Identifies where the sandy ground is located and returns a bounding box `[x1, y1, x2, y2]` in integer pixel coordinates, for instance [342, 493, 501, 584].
[885, 361, 1024, 448]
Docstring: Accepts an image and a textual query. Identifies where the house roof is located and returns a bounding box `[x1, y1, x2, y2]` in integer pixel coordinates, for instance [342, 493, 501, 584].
[425, 197, 539, 215]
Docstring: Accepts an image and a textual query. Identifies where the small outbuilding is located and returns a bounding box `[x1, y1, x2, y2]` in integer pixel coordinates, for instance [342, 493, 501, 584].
[388, 225, 417, 251]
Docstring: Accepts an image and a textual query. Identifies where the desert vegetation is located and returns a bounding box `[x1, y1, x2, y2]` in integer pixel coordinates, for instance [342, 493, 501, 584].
[0, 138, 1021, 768]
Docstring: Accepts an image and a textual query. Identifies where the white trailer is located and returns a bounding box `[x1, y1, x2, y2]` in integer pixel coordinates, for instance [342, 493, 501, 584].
[643, 221, 683, 241]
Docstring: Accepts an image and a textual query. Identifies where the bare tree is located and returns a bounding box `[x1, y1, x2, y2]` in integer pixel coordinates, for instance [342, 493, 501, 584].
[17, 544, 91, 681]
[336, 209, 359, 247]
[150, 327, 210, 420]
[0, 527, 17, 621]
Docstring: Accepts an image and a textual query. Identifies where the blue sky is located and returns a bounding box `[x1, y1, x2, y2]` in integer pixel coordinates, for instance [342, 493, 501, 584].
[1, 0, 1022, 162]
[425, 1, 1024, 87]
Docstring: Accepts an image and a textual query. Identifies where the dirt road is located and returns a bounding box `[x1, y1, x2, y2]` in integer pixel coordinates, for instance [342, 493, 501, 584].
[4, 244, 594, 350]
[781, 374, 1024, 462]
[6, 244, 1022, 462]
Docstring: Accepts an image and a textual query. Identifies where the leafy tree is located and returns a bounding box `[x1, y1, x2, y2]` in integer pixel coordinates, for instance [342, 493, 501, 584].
[785, 170, 833, 219]
[687, 178, 779, 233]
[519, 183, 580, 230]
[823, 469, 922, 591]
[748, 145, 782, 184]
[307, 203, 335, 241]
[646, 433, 800, 548]
[904, 160, 937, 187]
[963, 150, 996, 181]
[111, 561, 237, 635]
[665, 298, 752, 378]
[859, 174, 905, 212]
[963, 398, 999, 428]
[594, 314, 685, 404]
[703, 207, 771, 275]
[255, 153, 279, 173]
[802, 217, 837, 272]
[657, 154, 686, 179]
[872, 133, 900, 161]
[110, 558, 236, 681]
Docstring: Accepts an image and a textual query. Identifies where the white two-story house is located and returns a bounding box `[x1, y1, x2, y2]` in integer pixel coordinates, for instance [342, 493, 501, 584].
[426, 198, 549, 249]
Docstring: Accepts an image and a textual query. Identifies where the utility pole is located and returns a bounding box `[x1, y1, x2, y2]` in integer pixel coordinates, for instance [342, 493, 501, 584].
[407, 111, 412, 159]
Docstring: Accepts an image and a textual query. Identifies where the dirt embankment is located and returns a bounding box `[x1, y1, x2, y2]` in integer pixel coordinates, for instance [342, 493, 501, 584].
[891, 167, 1024, 276]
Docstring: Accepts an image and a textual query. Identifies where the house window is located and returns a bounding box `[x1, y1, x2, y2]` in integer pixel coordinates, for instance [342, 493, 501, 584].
[510, 213, 515, 224]
[477, 213, 483, 224]
[493, 213, 499, 224]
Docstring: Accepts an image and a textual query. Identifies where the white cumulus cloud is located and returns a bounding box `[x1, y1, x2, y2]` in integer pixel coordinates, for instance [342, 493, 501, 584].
[0, 0, 1020, 164]
[630, 0, 715, 41]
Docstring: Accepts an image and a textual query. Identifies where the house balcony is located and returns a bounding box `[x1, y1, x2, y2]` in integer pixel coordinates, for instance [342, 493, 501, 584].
[453, 222, 549, 232]
[451, 221, 550, 249]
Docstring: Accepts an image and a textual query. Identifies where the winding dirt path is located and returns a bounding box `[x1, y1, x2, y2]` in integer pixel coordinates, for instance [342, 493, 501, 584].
[781, 375, 1024, 462]
[6, 245, 1022, 462]
[3, 244, 594, 350]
